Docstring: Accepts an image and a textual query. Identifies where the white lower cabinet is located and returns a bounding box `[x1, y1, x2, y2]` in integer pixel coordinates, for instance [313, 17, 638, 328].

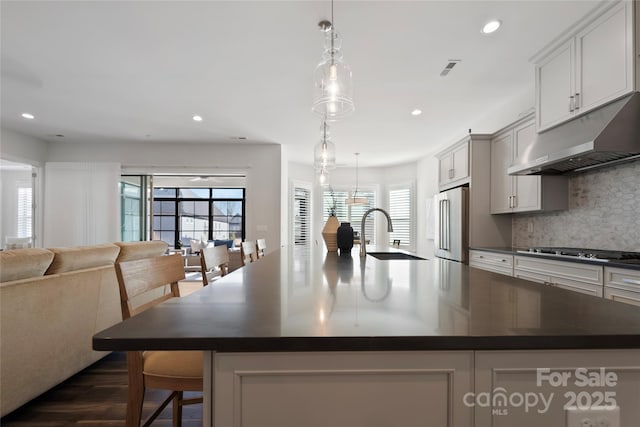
[604, 266, 640, 307]
[209, 348, 640, 427]
[470, 250, 514, 276]
[213, 351, 474, 427]
[474, 349, 640, 427]
[514, 256, 604, 297]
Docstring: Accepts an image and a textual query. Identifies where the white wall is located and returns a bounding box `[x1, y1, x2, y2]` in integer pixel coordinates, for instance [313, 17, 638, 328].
[0, 128, 49, 166]
[416, 155, 439, 259]
[46, 140, 282, 249]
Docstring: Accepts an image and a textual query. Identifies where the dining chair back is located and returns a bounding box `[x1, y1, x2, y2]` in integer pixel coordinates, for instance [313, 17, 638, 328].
[256, 239, 267, 259]
[115, 253, 202, 427]
[200, 245, 229, 286]
[240, 241, 256, 266]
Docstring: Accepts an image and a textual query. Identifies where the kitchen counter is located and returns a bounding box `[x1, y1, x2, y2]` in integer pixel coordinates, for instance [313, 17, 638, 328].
[94, 246, 640, 352]
[471, 246, 640, 270]
[93, 246, 640, 426]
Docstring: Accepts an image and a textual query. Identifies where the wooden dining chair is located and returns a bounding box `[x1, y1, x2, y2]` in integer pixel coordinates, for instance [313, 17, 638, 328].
[240, 241, 256, 266]
[256, 239, 267, 259]
[199, 245, 229, 286]
[115, 253, 203, 427]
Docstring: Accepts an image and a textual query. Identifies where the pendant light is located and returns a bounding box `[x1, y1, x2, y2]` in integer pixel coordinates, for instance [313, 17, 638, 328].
[312, 0, 354, 121]
[318, 166, 330, 187]
[345, 153, 368, 205]
[313, 119, 336, 171]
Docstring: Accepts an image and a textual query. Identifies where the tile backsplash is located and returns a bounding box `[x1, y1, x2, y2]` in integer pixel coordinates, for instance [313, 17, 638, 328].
[513, 160, 640, 251]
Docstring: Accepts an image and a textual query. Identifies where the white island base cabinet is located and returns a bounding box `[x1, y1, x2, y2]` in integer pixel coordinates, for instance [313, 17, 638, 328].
[204, 349, 640, 427]
[209, 351, 474, 427]
[474, 350, 640, 427]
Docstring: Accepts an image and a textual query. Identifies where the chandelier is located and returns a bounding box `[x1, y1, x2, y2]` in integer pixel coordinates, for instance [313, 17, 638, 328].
[312, 0, 354, 121]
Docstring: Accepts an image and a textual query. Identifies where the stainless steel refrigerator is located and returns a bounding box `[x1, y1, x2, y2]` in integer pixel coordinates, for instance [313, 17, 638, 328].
[434, 186, 468, 263]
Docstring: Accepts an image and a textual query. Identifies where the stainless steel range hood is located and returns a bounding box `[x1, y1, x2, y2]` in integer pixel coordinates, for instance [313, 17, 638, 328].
[508, 92, 640, 175]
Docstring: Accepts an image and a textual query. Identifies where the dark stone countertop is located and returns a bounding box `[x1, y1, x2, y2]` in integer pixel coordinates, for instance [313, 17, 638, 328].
[470, 246, 640, 271]
[93, 246, 640, 353]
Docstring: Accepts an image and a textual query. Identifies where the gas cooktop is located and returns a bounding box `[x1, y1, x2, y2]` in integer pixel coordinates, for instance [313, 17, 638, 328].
[516, 247, 640, 263]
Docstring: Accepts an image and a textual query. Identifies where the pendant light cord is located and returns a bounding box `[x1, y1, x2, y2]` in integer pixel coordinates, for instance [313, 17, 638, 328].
[353, 153, 360, 201]
[330, 0, 335, 60]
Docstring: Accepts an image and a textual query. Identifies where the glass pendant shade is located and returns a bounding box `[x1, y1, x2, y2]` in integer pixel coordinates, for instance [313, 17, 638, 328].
[313, 121, 336, 170]
[318, 168, 330, 186]
[344, 153, 368, 206]
[314, 139, 337, 170]
[312, 30, 354, 121]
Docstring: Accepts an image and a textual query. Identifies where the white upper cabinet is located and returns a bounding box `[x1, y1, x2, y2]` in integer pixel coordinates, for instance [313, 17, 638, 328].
[437, 138, 470, 190]
[537, 39, 575, 131]
[534, 1, 634, 132]
[490, 116, 567, 214]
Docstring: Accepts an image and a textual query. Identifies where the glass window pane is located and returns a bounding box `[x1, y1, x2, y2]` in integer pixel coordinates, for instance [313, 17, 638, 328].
[212, 188, 243, 199]
[179, 188, 210, 198]
[158, 231, 174, 245]
[153, 201, 176, 215]
[160, 217, 175, 230]
[154, 188, 176, 198]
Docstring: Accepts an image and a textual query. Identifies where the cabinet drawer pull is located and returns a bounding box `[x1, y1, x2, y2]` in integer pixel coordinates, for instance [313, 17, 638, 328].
[569, 95, 575, 112]
[622, 278, 640, 286]
[501, 259, 507, 262]
[574, 93, 580, 110]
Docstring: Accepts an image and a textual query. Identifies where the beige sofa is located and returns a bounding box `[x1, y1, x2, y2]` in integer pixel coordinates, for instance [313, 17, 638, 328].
[0, 240, 168, 417]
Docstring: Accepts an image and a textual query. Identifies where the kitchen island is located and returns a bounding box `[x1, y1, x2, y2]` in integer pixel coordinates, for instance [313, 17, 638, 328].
[94, 246, 640, 427]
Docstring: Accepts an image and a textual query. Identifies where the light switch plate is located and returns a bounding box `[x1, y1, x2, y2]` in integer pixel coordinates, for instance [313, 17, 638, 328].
[566, 406, 619, 427]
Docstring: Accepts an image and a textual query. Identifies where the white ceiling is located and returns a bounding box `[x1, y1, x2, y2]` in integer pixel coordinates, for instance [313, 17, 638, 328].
[1, 0, 599, 168]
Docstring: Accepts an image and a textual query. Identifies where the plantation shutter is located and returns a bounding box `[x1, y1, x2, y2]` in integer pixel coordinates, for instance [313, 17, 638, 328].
[389, 187, 412, 247]
[294, 186, 311, 245]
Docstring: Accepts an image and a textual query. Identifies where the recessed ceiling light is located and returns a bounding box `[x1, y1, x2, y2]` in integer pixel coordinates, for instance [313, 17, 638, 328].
[21, 113, 35, 119]
[481, 20, 501, 34]
[411, 109, 422, 116]
[192, 115, 203, 122]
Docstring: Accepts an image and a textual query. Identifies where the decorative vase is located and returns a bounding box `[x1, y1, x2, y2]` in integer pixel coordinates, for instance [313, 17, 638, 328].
[337, 222, 354, 255]
[322, 215, 340, 252]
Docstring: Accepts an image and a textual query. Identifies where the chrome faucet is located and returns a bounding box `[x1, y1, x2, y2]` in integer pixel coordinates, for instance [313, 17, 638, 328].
[360, 208, 394, 257]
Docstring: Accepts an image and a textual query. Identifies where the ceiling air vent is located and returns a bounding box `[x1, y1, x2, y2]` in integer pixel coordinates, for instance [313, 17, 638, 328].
[440, 60, 461, 77]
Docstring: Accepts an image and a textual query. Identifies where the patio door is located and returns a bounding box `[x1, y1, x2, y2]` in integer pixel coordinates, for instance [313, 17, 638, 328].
[120, 175, 151, 241]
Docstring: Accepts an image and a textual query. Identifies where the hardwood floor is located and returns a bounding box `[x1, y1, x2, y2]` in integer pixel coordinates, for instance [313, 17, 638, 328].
[0, 352, 203, 427]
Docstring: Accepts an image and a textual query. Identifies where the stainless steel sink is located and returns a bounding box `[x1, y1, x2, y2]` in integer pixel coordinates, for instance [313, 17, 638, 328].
[367, 252, 427, 260]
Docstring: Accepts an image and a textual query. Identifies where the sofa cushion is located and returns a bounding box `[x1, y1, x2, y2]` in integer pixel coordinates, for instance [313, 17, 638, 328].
[0, 248, 54, 282]
[114, 241, 168, 262]
[45, 244, 120, 275]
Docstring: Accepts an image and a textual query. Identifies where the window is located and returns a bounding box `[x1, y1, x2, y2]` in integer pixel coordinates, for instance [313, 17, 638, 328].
[388, 186, 413, 248]
[152, 187, 245, 248]
[120, 180, 142, 242]
[323, 189, 376, 244]
[293, 186, 311, 245]
[17, 187, 32, 238]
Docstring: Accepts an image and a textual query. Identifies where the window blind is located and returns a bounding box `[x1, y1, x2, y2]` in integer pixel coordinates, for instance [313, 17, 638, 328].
[294, 187, 311, 245]
[389, 187, 412, 247]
